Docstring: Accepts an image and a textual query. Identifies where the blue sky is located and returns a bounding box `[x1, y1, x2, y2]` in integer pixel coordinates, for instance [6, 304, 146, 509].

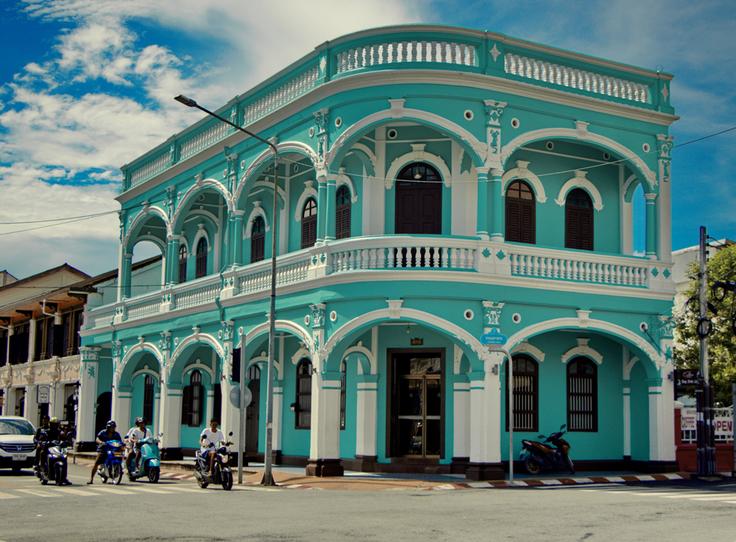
[0, 0, 734, 278]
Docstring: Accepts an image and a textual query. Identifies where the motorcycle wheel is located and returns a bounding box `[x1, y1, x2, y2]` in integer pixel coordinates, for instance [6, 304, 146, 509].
[148, 466, 160, 483]
[55, 463, 64, 486]
[112, 464, 123, 485]
[196, 476, 209, 489]
[221, 469, 233, 491]
[566, 456, 575, 475]
[524, 457, 542, 475]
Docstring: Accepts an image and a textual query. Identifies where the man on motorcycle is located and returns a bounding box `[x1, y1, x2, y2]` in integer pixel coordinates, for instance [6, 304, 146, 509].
[200, 418, 224, 476]
[37, 417, 71, 485]
[125, 417, 150, 473]
[34, 415, 51, 471]
[88, 420, 123, 484]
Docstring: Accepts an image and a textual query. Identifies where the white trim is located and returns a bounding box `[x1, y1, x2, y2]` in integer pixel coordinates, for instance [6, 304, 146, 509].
[119, 342, 164, 383]
[170, 333, 225, 367]
[347, 143, 377, 175]
[561, 338, 603, 365]
[134, 234, 166, 253]
[511, 341, 546, 362]
[332, 169, 359, 203]
[291, 345, 311, 365]
[342, 344, 376, 375]
[191, 226, 211, 257]
[181, 361, 215, 381]
[171, 178, 232, 232]
[131, 368, 160, 381]
[502, 128, 656, 190]
[623, 356, 639, 380]
[327, 102, 486, 168]
[384, 145, 452, 189]
[501, 160, 547, 203]
[244, 320, 314, 353]
[246, 353, 280, 380]
[293, 181, 318, 222]
[124, 207, 170, 251]
[243, 202, 270, 239]
[555, 170, 604, 211]
[506, 318, 661, 368]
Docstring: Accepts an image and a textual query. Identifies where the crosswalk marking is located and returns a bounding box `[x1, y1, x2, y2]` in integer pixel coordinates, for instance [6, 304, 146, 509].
[0, 491, 19, 499]
[17, 489, 61, 498]
[121, 486, 175, 495]
[56, 487, 97, 497]
[691, 495, 736, 502]
[87, 486, 137, 495]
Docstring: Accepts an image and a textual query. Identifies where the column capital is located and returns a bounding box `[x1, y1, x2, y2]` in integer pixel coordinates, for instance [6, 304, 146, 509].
[490, 168, 504, 179]
[644, 192, 658, 202]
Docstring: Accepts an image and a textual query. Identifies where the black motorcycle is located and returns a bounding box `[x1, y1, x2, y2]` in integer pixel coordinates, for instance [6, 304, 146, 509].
[37, 440, 70, 486]
[194, 434, 234, 491]
[520, 424, 574, 475]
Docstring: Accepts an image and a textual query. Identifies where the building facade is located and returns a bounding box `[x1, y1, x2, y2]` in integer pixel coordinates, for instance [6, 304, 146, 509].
[80, 25, 678, 479]
[0, 264, 89, 426]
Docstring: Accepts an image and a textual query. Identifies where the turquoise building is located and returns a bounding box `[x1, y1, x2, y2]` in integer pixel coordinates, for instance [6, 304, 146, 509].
[79, 25, 678, 479]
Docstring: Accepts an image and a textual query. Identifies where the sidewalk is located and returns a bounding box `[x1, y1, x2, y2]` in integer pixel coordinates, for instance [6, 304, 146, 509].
[69, 453, 722, 491]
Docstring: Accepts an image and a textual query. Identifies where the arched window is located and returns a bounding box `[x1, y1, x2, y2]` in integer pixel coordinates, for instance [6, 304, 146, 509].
[506, 355, 538, 432]
[505, 180, 536, 244]
[178, 244, 187, 283]
[301, 198, 317, 249]
[182, 369, 205, 427]
[565, 188, 594, 250]
[567, 358, 597, 431]
[143, 374, 155, 424]
[336, 185, 351, 240]
[195, 237, 208, 278]
[339, 361, 347, 430]
[251, 216, 266, 263]
[295, 359, 312, 429]
[395, 162, 442, 234]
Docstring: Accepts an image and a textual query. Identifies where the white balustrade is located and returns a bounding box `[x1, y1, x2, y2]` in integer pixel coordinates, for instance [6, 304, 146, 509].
[507, 247, 649, 287]
[335, 40, 478, 74]
[130, 152, 170, 187]
[173, 279, 221, 310]
[243, 66, 320, 126]
[126, 295, 161, 320]
[504, 53, 650, 104]
[180, 121, 230, 161]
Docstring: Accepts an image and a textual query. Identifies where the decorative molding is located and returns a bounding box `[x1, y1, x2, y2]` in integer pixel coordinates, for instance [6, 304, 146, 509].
[561, 338, 603, 365]
[384, 146, 452, 189]
[501, 160, 547, 202]
[511, 341, 546, 362]
[170, 177, 232, 231]
[294, 180, 319, 222]
[332, 168, 359, 203]
[387, 299, 404, 319]
[554, 170, 604, 211]
[243, 201, 270, 239]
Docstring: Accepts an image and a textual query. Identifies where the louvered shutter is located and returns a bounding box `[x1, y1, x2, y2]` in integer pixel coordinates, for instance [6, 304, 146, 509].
[181, 385, 193, 426]
[506, 200, 521, 242]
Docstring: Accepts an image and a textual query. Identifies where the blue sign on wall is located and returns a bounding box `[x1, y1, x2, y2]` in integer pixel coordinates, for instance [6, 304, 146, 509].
[480, 329, 507, 345]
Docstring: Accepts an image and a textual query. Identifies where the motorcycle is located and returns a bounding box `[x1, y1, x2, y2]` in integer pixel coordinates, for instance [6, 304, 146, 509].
[194, 433, 233, 491]
[37, 440, 70, 486]
[126, 435, 161, 483]
[520, 424, 575, 475]
[97, 439, 125, 485]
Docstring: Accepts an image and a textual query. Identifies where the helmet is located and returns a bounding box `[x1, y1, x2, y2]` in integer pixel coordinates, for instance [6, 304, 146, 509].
[49, 417, 59, 425]
[135, 417, 145, 426]
[106, 420, 117, 430]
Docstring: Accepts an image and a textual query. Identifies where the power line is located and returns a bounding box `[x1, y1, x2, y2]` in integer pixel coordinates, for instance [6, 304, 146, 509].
[0, 210, 118, 225]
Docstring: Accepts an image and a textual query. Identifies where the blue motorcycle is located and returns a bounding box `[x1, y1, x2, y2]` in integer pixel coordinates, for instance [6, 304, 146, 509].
[97, 440, 124, 485]
[126, 436, 161, 483]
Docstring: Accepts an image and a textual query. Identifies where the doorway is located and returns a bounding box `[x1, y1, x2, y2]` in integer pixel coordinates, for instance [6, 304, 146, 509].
[395, 163, 442, 235]
[387, 349, 444, 459]
[245, 365, 260, 454]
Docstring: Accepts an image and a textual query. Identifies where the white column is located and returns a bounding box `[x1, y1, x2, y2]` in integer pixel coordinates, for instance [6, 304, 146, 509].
[220, 378, 240, 443]
[27, 319, 37, 363]
[272, 385, 283, 454]
[306, 367, 343, 476]
[77, 347, 100, 443]
[24, 385, 38, 425]
[159, 388, 182, 450]
[112, 389, 131, 434]
[355, 376, 378, 458]
[657, 171, 672, 264]
[621, 200, 633, 255]
[206, 388, 214, 425]
[467, 353, 502, 479]
[648, 374, 676, 462]
[453, 380, 470, 459]
[622, 384, 631, 457]
[152, 389, 160, 436]
[1, 387, 10, 416]
[50, 382, 65, 420]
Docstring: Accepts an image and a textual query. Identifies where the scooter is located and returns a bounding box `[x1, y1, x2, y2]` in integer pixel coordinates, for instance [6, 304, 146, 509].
[520, 424, 574, 475]
[37, 440, 70, 486]
[126, 435, 161, 483]
[194, 433, 233, 491]
[97, 439, 125, 485]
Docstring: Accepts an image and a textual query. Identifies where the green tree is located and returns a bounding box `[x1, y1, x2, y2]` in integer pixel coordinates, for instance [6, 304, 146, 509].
[674, 243, 736, 405]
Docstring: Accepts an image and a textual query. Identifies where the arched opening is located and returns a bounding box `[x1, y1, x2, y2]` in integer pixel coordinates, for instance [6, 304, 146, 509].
[506, 355, 538, 432]
[182, 369, 205, 427]
[336, 185, 352, 240]
[301, 198, 317, 249]
[565, 188, 594, 250]
[505, 180, 536, 244]
[95, 391, 112, 433]
[567, 357, 598, 432]
[178, 244, 187, 283]
[295, 358, 313, 429]
[246, 364, 261, 453]
[250, 215, 266, 263]
[339, 360, 347, 430]
[195, 237, 208, 278]
[631, 183, 646, 255]
[143, 374, 155, 424]
[395, 162, 442, 234]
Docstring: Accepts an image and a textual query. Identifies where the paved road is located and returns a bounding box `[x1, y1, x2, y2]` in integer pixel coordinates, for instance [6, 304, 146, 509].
[0, 464, 734, 541]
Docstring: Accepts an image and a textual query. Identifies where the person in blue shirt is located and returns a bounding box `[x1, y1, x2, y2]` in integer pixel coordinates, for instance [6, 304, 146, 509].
[87, 420, 123, 484]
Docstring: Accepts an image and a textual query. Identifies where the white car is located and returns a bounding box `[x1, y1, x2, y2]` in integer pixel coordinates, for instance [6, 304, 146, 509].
[0, 416, 37, 472]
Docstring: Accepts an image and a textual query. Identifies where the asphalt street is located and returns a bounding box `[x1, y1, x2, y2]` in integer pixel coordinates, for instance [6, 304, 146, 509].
[0, 464, 735, 541]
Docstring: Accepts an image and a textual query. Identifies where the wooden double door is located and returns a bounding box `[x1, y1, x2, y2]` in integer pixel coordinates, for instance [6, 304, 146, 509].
[394, 163, 442, 235]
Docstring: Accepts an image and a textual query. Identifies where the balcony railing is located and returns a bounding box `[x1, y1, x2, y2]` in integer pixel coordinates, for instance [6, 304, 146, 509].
[121, 26, 672, 191]
[83, 236, 673, 332]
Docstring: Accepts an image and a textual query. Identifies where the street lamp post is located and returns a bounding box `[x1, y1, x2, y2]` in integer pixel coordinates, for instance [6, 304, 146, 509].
[174, 95, 279, 486]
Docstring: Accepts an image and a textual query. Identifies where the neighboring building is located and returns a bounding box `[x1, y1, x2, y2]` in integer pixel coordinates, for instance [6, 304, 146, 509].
[0, 271, 17, 288]
[0, 264, 89, 424]
[671, 239, 734, 313]
[80, 25, 678, 478]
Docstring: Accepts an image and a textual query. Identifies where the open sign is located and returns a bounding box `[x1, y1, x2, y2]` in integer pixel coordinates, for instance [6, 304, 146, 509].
[714, 418, 733, 439]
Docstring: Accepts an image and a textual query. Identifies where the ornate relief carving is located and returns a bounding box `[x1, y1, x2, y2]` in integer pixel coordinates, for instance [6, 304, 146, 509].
[657, 134, 673, 183]
[482, 300, 505, 329]
[484, 100, 507, 167]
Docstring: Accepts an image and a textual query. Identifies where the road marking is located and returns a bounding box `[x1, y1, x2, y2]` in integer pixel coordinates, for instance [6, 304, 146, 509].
[0, 491, 19, 500]
[690, 495, 736, 502]
[86, 486, 137, 495]
[120, 485, 175, 495]
[152, 485, 202, 493]
[55, 487, 98, 497]
[17, 489, 61, 498]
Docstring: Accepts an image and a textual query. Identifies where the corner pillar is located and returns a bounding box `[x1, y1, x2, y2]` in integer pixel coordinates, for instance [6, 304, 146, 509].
[306, 363, 343, 477]
[324, 177, 337, 241]
[466, 352, 504, 480]
[316, 176, 328, 243]
[648, 374, 676, 463]
[229, 211, 245, 267]
[645, 193, 658, 259]
[475, 167, 490, 239]
[489, 168, 504, 242]
[355, 374, 378, 468]
[77, 347, 100, 445]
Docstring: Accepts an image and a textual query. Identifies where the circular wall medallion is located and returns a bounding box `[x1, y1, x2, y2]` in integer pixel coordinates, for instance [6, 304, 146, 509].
[240, 160, 247, 171]
[545, 141, 554, 151]
[308, 127, 315, 138]
[512, 313, 522, 324]
[511, 118, 520, 129]
[304, 315, 311, 326]
[464, 109, 474, 121]
[602, 152, 611, 160]
[642, 143, 651, 153]
[334, 117, 343, 128]
[387, 128, 398, 140]
[329, 310, 337, 322]
[463, 309, 474, 321]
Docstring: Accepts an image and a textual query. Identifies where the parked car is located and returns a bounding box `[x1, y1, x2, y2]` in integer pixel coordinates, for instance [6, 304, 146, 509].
[0, 416, 37, 472]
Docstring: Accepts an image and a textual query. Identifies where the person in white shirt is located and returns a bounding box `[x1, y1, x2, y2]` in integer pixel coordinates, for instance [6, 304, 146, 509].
[200, 418, 225, 476]
[125, 417, 149, 471]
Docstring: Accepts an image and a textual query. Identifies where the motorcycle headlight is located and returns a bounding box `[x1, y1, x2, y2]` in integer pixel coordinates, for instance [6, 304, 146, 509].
[221, 454, 229, 464]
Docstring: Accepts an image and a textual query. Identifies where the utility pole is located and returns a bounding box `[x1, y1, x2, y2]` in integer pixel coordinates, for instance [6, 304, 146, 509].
[696, 226, 716, 476]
